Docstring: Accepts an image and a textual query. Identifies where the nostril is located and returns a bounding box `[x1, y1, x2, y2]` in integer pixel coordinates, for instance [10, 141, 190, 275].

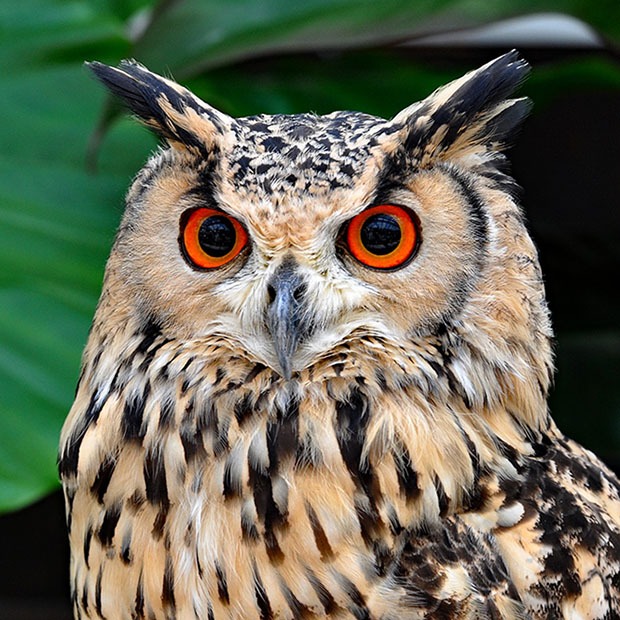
[267, 284, 276, 304]
[292, 284, 306, 302]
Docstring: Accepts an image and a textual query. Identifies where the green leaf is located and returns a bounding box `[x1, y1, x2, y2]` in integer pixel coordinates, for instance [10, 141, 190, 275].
[133, 0, 620, 76]
[182, 51, 455, 118]
[0, 0, 128, 71]
[0, 8, 155, 511]
[0, 290, 90, 511]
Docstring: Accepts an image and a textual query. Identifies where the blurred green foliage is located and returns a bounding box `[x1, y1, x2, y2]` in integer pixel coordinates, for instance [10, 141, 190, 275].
[1, 0, 619, 512]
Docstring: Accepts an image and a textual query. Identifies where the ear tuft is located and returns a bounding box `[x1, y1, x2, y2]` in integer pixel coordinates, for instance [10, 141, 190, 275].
[393, 51, 531, 164]
[87, 60, 234, 152]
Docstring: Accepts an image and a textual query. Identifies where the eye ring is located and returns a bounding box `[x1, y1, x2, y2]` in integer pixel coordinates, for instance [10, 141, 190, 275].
[180, 207, 248, 270]
[345, 204, 420, 270]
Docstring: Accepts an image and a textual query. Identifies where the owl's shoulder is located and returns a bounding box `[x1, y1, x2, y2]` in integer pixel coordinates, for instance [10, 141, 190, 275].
[389, 432, 620, 617]
[474, 431, 620, 617]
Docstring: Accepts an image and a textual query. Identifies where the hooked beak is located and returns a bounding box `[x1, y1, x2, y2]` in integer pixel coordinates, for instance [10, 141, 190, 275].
[266, 261, 309, 380]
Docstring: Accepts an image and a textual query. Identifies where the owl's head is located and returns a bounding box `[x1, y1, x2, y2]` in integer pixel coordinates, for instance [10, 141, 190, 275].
[90, 52, 552, 425]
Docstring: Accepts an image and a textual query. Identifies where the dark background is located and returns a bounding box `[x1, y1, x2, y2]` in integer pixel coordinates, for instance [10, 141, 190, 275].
[1, 49, 619, 618]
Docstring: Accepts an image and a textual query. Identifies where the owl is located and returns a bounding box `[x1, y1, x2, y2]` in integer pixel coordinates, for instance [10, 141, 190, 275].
[59, 51, 620, 620]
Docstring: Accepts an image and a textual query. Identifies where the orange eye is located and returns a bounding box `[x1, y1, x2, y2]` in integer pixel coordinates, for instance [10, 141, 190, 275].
[180, 208, 248, 269]
[345, 204, 420, 269]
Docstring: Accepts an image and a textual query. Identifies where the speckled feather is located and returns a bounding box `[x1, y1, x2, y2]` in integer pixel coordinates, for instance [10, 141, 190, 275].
[60, 52, 620, 619]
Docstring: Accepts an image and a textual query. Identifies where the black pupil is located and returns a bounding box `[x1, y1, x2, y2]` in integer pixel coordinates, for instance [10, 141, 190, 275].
[198, 215, 236, 257]
[360, 214, 401, 255]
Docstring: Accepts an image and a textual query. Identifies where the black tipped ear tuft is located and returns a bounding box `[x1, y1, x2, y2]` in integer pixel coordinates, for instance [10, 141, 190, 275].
[88, 61, 158, 123]
[393, 51, 532, 164]
[87, 60, 233, 152]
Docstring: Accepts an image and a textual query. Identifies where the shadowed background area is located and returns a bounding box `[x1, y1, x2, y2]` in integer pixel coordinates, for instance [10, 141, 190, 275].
[0, 1, 619, 617]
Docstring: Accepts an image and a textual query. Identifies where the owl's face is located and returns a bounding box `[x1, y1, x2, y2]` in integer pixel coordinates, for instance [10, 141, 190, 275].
[92, 53, 552, 395]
